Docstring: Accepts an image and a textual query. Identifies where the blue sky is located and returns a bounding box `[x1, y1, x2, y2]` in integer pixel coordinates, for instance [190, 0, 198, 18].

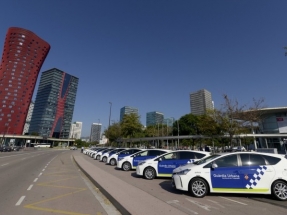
[1, 1, 287, 137]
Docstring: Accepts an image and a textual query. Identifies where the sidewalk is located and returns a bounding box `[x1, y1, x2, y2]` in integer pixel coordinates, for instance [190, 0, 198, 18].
[73, 155, 187, 215]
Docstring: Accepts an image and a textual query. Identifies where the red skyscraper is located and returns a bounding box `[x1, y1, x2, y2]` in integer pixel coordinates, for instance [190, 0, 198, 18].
[0, 27, 50, 135]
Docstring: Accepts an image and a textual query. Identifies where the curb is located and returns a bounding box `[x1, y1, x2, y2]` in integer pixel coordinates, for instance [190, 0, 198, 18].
[73, 155, 131, 215]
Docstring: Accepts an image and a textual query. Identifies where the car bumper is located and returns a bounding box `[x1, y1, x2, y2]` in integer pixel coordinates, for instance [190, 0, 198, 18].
[136, 166, 144, 176]
[172, 175, 189, 191]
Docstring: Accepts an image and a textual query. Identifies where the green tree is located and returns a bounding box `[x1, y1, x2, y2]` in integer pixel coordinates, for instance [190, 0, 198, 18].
[105, 122, 122, 143]
[121, 113, 143, 138]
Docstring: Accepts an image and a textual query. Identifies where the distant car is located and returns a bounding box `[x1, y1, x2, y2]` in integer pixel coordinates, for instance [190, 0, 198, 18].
[172, 152, 287, 201]
[0, 146, 12, 152]
[70, 146, 77, 150]
[136, 150, 210, 180]
[107, 148, 143, 166]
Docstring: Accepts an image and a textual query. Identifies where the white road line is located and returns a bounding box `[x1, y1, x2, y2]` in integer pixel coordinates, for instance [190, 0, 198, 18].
[186, 198, 219, 211]
[27, 185, 33, 190]
[1, 163, 9, 166]
[206, 199, 225, 208]
[220, 197, 248, 205]
[15, 196, 25, 206]
[38, 172, 42, 177]
[167, 200, 198, 214]
[33, 178, 38, 182]
[42, 169, 45, 171]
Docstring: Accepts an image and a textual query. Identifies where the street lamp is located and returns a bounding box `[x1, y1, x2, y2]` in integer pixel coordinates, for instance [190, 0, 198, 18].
[108, 102, 112, 128]
[177, 120, 180, 149]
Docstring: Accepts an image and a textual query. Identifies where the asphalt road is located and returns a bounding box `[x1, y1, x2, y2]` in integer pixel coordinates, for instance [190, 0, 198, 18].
[78, 151, 287, 215]
[0, 149, 121, 215]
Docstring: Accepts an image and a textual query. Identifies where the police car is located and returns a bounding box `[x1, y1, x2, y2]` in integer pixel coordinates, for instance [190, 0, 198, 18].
[94, 148, 114, 160]
[107, 148, 143, 166]
[100, 148, 127, 163]
[136, 150, 210, 180]
[117, 149, 171, 171]
[172, 152, 287, 201]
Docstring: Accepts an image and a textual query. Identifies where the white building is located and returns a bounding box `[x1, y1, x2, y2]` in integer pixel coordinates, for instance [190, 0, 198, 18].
[23, 102, 34, 135]
[69, 122, 83, 139]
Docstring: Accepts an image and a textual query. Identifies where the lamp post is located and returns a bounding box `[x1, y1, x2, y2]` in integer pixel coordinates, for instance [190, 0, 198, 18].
[108, 102, 112, 128]
[177, 120, 180, 149]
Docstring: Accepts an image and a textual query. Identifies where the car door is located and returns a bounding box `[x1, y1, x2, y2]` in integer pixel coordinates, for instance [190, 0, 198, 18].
[239, 153, 276, 193]
[132, 150, 166, 167]
[157, 152, 180, 176]
[209, 154, 243, 192]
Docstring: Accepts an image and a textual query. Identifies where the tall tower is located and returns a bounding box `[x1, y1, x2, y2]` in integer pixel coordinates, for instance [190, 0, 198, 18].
[120, 106, 139, 122]
[190, 89, 213, 115]
[90, 123, 101, 142]
[69, 121, 82, 139]
[146, 111, 164, 126]
[29, 68, 79, 138]
[0, 27, 50, 135]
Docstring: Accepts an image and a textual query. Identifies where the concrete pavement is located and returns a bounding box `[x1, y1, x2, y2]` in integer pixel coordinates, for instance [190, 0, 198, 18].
[73, 155, 187, 215]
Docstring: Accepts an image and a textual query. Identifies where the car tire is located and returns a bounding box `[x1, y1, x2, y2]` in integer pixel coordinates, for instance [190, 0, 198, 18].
[272, 180, 287, 201]
[110, 159, 116, 166]
[96, 155, 100, 160]
[102, 157, 107, 163]
[122, 162, 131, 171]
[143, 167, 156, 180]
[190, 178, 208, 198]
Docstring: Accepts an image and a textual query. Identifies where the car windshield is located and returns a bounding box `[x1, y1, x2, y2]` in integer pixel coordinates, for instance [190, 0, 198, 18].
[193, 154, 221, 165]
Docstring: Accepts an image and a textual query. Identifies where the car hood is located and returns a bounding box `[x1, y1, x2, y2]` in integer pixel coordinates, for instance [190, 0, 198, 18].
[173, 163, 196, 173]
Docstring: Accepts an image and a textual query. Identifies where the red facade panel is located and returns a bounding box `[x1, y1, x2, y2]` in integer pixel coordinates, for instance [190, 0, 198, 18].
[0, 27, 50, 135]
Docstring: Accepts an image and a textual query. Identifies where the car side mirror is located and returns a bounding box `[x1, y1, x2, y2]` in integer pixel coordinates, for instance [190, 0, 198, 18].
[158, 157, 162, 162]
[212, 163, 218, 169]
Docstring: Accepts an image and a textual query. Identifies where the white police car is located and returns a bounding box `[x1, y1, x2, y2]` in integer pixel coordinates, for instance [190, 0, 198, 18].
[117, 149, 171, 171]
[136, 150, 210, 180]
[172, 152, 287, 200]
[107, 148, 143, 166]
[100, 148, 126, 163]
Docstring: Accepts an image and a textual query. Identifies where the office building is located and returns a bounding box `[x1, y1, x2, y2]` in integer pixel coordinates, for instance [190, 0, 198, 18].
[190, 89, 213, 115]
[120, 106, 139, 121]
[23, 102, 34, 134]
[69, 121, 82, 139]
[0, 27, 50, 135]
[163, 117, 175, 127]
[146, 111, 164, 126]
[29, 68, 79, 138]
[90, 123, 101, 142]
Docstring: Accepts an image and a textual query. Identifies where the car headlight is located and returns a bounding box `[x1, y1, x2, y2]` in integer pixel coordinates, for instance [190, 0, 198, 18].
[138, 161, 146, 166]
[177, 169, 191, 175]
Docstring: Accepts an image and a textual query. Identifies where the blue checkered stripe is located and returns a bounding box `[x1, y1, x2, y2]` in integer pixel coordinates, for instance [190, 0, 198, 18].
[245, 166, 267, 189]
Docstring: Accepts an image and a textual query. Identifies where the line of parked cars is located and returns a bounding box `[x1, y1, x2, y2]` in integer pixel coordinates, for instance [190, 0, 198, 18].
[82, 147, 287, 201]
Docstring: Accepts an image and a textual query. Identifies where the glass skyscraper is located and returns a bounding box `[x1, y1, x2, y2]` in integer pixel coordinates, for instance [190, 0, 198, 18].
[29, 68, 79, 138]
[190, 89, 213, 115]
[120, 106, 139, 122]
[146, 111, 164, 126]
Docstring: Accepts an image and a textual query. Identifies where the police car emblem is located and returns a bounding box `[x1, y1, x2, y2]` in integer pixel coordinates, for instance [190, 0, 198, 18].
[244, 174, 249, 180]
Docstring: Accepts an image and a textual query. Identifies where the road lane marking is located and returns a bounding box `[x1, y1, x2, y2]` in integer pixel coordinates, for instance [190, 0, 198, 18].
[27, 185, 33, 190]
[42, 169, 45, 171]
[166, 200, 198, 214]
[16, 196, 25, 206]
[1, 163, 9, 166]
[206, 199, 225, 208]
[186, 198, 219, 211]
[22, 158, 26, 160]
[34, 178, 38, 182]
[220, 197, 248, 205]
[38, 172, 42, 177]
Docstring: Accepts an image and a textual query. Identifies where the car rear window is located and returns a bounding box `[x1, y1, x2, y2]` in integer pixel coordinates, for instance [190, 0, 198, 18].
[262, 155, 281, 165]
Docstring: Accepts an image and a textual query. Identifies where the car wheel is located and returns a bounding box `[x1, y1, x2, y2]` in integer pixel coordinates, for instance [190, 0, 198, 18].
[103, 157, 107, 163]
[190, 178, 208, 198]
[122, 162, 131, 171]
[143, 167, 156, 180]
[96, 155, 100, 160]
[110, 159, 116, 166]
[272, 180, 287, 201]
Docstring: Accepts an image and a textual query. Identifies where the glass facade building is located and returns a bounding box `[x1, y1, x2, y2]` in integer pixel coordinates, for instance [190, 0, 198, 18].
[0, 27, 50, 135]
[146, 111, 164, 126]
[190, 89, 213, 115]
[120, 106, 139, 122]
[90, 123, 101, 142]
[28, 68, 79, 138]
